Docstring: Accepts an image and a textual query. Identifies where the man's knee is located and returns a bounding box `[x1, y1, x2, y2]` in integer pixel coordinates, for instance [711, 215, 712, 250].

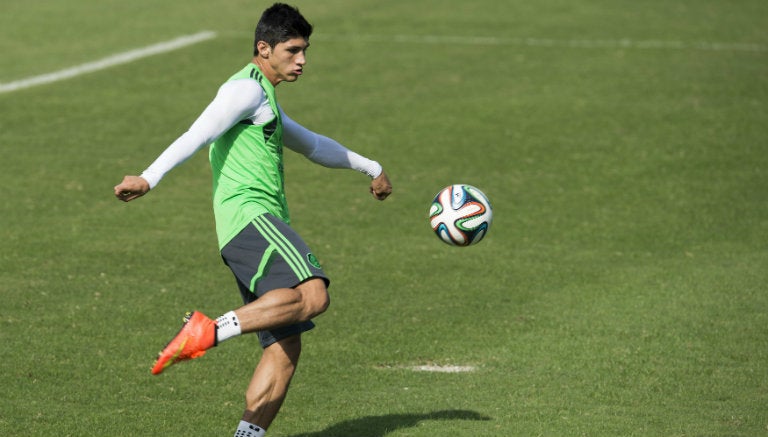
[298, 278, 330, 319]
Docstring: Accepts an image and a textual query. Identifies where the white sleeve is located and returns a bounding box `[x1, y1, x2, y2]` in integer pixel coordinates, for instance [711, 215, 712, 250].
[139, 80, 264, 188]
[282, 109, 383, 179]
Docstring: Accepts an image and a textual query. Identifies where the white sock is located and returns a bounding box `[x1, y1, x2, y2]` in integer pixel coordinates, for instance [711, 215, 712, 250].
[216, 311, 242, 344]
[234, 420, 265, 437]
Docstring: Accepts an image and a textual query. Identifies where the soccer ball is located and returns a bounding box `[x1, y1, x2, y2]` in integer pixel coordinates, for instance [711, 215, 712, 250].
[429, 184, 493, 246]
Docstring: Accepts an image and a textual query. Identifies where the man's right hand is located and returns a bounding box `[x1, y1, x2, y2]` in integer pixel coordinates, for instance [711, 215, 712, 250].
[114, 176, 150, 202]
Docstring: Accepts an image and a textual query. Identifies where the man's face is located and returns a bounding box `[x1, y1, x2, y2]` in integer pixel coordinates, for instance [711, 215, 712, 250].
[267, 37, 309, 84]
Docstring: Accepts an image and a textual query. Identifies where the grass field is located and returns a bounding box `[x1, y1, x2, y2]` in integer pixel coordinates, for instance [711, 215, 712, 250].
[1, 1, 767, 436]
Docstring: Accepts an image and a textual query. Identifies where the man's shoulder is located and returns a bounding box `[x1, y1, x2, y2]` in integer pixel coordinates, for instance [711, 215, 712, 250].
[218, 78, 266, 103]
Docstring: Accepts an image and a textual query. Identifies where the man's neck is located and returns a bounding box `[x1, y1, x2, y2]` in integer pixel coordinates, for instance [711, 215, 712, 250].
[252, 57, 280, 87]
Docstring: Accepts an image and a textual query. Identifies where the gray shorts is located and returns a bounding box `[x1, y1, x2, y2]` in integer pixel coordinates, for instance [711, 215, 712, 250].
[220, 214, 329, 348]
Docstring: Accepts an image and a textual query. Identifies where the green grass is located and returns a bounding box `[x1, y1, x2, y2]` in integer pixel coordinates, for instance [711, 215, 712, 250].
[2, 1, 767, 436]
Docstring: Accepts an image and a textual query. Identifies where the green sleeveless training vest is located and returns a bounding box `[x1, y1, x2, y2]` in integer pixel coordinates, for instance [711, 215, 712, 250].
[209, 63, 288, 249]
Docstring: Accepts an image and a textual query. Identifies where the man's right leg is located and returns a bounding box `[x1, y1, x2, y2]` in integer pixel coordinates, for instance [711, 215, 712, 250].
[238, 334, 302, 432]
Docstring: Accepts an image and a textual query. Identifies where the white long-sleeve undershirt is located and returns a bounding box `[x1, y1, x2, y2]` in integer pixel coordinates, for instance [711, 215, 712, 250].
[140, 78, 382, 189]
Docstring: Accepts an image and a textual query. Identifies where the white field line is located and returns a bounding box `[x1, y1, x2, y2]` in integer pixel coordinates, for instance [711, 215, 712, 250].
[3, 31, 760, 94]
[376, 364, 478, 373]
[409, 364, 477, 373]
[313, 33, 768, 53]
[0, 31, 217, 94]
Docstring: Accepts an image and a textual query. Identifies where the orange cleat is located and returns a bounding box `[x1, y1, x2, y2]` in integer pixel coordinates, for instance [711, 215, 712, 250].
[151, 311, 216, 375]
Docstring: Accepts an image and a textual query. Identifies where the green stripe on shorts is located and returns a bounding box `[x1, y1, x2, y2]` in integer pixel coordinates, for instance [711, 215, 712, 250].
[249, 245, 277, 292]
[251, 215, 312, 280]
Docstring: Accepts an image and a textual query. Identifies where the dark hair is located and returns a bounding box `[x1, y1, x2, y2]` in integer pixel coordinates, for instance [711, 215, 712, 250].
[253, 3, 313, 54]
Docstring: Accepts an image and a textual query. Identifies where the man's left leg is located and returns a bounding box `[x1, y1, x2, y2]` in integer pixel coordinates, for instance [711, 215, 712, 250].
[236, 334, 302, 435]
[152, 278, 328, 375]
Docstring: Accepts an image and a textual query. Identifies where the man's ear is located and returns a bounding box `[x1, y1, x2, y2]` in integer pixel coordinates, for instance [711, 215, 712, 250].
[256, 40, 272, 58]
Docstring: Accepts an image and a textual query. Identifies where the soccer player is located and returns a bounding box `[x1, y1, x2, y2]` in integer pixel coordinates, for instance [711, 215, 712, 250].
[113, 3, 392, 436]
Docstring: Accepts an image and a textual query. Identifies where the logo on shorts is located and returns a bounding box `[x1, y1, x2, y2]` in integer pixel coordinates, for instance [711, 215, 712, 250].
[307, 253, 322, 269]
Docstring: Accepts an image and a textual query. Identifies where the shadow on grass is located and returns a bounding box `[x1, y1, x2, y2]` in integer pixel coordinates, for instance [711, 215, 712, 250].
[287, 409, 491, 437]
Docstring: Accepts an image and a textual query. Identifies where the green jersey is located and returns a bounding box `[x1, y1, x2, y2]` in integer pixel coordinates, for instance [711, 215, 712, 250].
[209, 64, 288, 249]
